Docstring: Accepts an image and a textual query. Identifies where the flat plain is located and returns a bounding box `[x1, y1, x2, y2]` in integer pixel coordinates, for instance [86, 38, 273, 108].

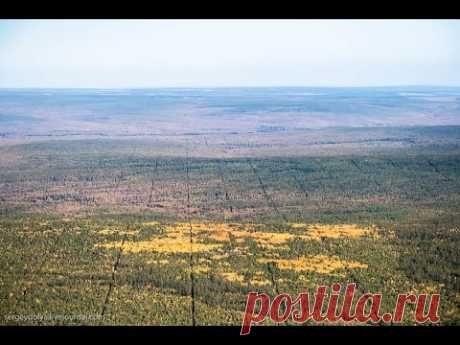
[1, 87, 459, 325]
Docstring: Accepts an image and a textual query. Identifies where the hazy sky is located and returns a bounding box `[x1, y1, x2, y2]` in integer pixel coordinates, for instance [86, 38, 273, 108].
[0, 20, 459, 88]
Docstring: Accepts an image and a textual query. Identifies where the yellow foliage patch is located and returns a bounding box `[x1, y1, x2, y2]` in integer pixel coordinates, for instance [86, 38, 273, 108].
[220, 272, 245, 283]
[98, 228, 138, 236]
[211, 253, 229, 260]
[292, 223, 379, 240]
[142, 221, 160, 227]
[191, 265, 210, 274]
[160, 222, 295, 249]
[251, 271, 271, 287]
[95, 221, 378, 255]
[217, 270, 270, 287]
[290, 223, 307, 229]
[410, 283, 444, 295]
[96, 238, 220, 254]
[183, 221, 376, 244]
[448, 227, 460, 234]
[258, 255, 368, 275]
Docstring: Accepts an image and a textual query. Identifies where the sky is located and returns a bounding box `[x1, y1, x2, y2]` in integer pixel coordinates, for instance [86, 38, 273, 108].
[0, 19, 459, 88]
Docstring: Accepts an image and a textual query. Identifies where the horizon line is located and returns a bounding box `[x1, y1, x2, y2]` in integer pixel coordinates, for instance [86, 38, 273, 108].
[1, 84, 460, 90]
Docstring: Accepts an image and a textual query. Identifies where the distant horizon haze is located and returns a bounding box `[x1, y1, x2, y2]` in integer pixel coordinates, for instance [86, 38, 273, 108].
[1, 85, 460, 90]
